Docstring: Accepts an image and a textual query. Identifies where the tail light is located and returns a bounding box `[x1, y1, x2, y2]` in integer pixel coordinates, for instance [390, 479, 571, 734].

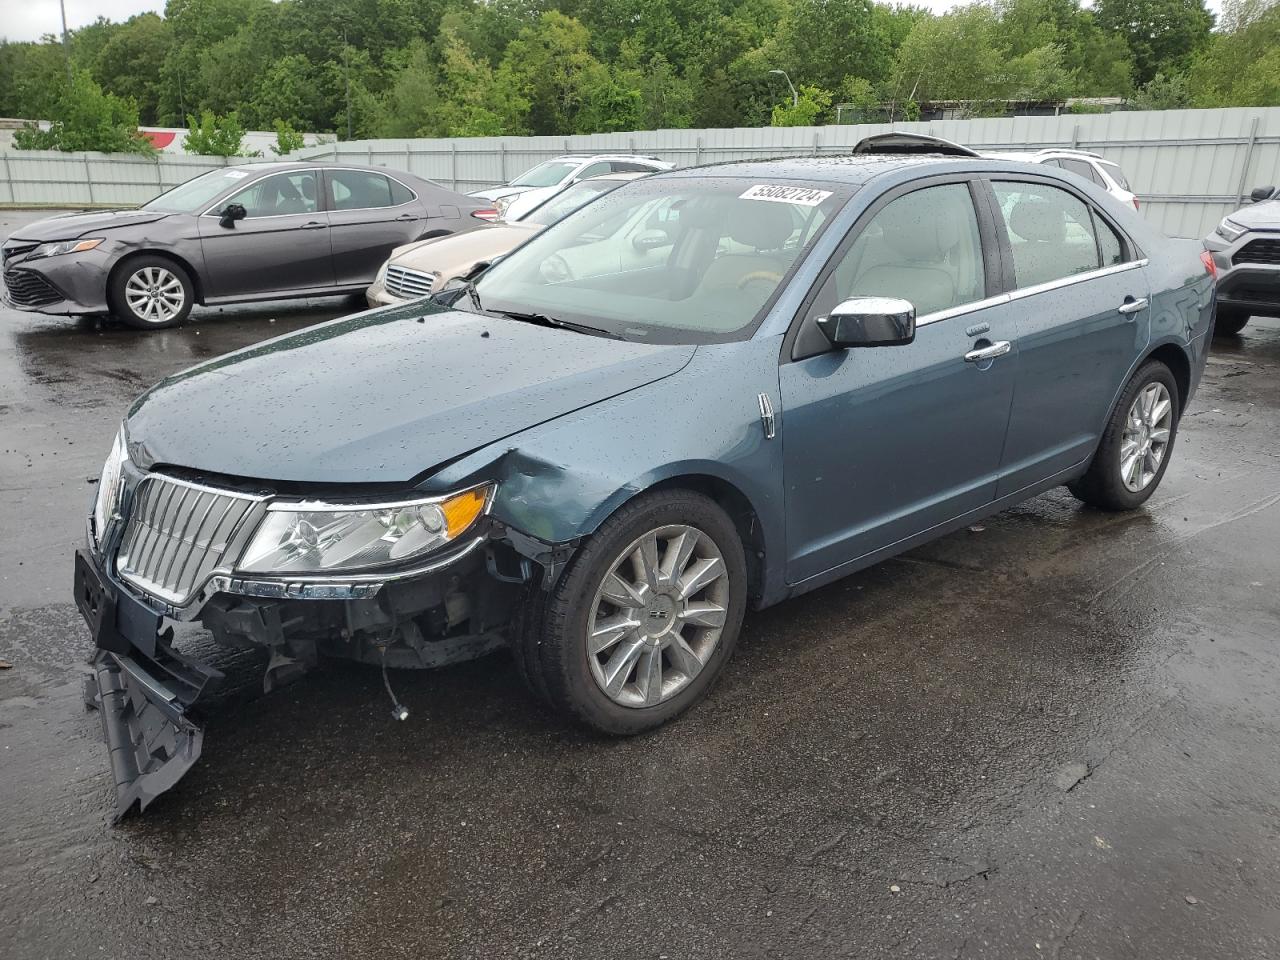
[1200, 250, 1218, 279]
[471, 208, 500, 222]
[1132, 197, 1140, 211]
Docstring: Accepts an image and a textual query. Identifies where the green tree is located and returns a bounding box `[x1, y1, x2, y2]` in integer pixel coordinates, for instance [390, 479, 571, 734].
[777, 0, 890, 91]
[1190, 0, 1280, 106]
[183, 109, 250, 155]
[770, 83, 833, 125]
[270, 119, 307, 154]
[91, 13, 172, 125]
[1094, 0, 1213, 85]
[12, 69, 153, 154]
[497, 11, 613, 135]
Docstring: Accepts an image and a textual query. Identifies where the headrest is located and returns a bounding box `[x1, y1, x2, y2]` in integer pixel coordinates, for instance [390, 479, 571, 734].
[1009, 198, 1065, 244]
[299, 176, 316, 200]
[876, 193, 961, 262]
[726, 202, 794, 250]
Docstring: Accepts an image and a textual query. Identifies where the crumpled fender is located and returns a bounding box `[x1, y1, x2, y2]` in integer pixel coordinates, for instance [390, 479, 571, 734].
[419, 338, 790, 605]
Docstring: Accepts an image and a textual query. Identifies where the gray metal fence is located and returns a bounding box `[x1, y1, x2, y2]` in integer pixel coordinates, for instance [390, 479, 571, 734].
[4, 107, 1280, 238]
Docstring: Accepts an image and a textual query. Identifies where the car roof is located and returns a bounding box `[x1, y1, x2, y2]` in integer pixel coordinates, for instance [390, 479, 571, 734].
[549, 154, 669, 164]
[663, 153, 981, 186]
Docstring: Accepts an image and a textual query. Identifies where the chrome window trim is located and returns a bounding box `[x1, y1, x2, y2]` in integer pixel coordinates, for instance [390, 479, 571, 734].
[199, 166, 419, 219]
[914, 258, 1149, 328]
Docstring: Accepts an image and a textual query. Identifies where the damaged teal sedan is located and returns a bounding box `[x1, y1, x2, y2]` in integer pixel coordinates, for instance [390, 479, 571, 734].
[75, 136, 1215, 818]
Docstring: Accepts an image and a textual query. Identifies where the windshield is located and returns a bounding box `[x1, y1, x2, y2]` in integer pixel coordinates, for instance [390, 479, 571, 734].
[142, 168, 249, 213]
[510, 161, 578, 188]
[1099, 161, 1130, 191]
[472, 177, 848, 345]
[519, 178, 623, 225]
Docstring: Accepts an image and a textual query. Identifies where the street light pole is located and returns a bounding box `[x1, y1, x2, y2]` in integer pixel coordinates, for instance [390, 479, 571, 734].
[769, 69, 799, 109]
[58, 0, 73, 87]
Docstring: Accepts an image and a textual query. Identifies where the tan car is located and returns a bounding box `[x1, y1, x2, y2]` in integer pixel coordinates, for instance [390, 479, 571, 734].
[366, 172, 650, 306]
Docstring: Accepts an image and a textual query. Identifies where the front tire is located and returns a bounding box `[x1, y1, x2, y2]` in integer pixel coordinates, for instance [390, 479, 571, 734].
[1068, 359, 1180, 511]
[109, 256, 194, 330]
[1213, 308, 1250, 337]
[517, 490, 748, 735]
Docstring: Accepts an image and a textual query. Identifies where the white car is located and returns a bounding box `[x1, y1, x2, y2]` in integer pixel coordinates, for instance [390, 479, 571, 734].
[983, 149, 1139, 212]
[469, 155, 674, 223]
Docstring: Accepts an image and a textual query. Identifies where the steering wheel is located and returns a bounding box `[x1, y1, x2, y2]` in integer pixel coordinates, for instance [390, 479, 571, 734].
[736, 270, 783, 290]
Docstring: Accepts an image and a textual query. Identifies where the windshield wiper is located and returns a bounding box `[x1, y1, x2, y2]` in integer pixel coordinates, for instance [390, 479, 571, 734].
[495, 310, 622, 340]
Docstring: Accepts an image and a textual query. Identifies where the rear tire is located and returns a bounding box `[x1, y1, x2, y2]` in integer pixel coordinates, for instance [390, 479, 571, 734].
[516, 490, 748, 735]
[1213, 308, 1250, 337]
[109, 256, 194, 330]
[1068, 359, 1180, 511]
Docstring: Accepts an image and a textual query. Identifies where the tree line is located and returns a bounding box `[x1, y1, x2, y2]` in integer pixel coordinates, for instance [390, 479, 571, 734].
[0, 0, 1276, 154]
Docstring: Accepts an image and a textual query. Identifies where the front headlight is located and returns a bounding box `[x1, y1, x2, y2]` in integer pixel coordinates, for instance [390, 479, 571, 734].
[1216, 218, 1248, 242]
[374, 260, 389, 284]
[237, 483, 493, 575]
[92, 428, 127, 548]
[31, 238, 104, 260]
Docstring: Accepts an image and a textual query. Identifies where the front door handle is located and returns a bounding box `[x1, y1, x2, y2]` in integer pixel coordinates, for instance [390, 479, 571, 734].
[394, 213, 418, 222]
[300, 221, 328, 230]
[1118, 297, 1149, 315]
[964, 341, 1012, 363]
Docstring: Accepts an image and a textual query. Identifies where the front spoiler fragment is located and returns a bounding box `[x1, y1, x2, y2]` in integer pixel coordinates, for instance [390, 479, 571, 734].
[83, 644, 221, 822]
[76, 546, 222, 821]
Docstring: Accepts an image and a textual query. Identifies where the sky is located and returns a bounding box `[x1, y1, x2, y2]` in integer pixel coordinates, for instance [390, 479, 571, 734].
[2, 0, 1226, 42]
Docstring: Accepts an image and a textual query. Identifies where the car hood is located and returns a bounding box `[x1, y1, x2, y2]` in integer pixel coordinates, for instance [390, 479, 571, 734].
[389, 222, 541, 269]
[1225, 199, 1280, 232]
[11, 208, 173, 242]
[125, 302, 696, 485]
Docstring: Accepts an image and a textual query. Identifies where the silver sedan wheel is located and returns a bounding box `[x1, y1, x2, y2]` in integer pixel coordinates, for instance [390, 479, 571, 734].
[586, 524, 731, 709]
[1120, 381, 1173, 492]
[124, 266, 186, 324]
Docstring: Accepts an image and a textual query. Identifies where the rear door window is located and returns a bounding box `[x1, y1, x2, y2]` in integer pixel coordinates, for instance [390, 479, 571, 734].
[1058, 157, 1105, 187]
[1098, 161, 1131, 191]
[992, 181, 1102, 288]
[328, 170, 395, 210]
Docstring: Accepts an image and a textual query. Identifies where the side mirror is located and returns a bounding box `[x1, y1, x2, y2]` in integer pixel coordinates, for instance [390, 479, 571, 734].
[1250, 185, 1276, 203]
[633, 229, 670, 252]
[219, 203, 247, 228]
[816, 297, 915, 348]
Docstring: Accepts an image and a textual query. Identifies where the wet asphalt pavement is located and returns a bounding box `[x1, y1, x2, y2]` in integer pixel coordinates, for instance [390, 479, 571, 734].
[1, 208, 1278, 959]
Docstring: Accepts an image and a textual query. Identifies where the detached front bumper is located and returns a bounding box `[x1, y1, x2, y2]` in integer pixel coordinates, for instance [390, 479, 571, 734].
[75, 548, 221, 821]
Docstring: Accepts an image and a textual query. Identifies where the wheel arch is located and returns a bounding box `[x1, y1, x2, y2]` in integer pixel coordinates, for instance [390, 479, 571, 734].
[1145, 340, 1191, 414]
[573, 467, 771, 607]
[415, 228, 453, 243]
[108, 249, 205, 305]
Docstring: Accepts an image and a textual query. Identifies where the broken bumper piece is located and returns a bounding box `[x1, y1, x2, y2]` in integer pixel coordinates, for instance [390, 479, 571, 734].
[76, 546, 221, 820]
[84, 645, 220, 821]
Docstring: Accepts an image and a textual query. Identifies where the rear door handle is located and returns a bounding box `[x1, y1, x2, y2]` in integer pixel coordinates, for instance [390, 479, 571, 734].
[1118, 297, 1149, 315]
[300, 221, 328, 230]
[964, 341, 1012, 363]
[394, 213, 418, 222]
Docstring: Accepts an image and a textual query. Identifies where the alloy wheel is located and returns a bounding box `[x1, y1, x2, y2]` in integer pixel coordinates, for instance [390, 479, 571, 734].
[1120, 381, 1173, 492]
[124, 266, 186, 324]
[586, 524, 731, 708]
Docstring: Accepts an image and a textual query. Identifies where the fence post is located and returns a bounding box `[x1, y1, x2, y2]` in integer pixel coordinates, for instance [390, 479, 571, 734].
[367, 143, 373, 166]
[695, 136, 703, 166]
[813, 131, 820, 156]
[0, 152, 11, 204]
[450, 141, 458, 190]
[83, 154, 94, 205]
[1071, 123, 1081, 148]
[1235, 116, 1261, 205]
[499, 141, 506, 181]
[406, 141, 411, 173]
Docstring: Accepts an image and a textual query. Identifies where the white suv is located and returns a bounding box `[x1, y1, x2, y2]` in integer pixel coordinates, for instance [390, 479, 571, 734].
[469, 154, 674, 222]
[983, 149, 1139, 212]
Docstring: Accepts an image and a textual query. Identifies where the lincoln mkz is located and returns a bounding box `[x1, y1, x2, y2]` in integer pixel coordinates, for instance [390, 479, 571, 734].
[74, 136, 1215, 817]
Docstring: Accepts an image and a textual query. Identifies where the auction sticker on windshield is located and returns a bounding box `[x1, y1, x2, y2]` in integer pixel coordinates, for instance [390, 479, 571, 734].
[740, 184, 833, 206]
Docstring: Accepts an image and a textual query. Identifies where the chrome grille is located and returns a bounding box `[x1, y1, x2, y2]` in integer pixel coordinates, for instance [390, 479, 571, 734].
[117, 475, 266, 606]
[385, 264, 436, 300]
